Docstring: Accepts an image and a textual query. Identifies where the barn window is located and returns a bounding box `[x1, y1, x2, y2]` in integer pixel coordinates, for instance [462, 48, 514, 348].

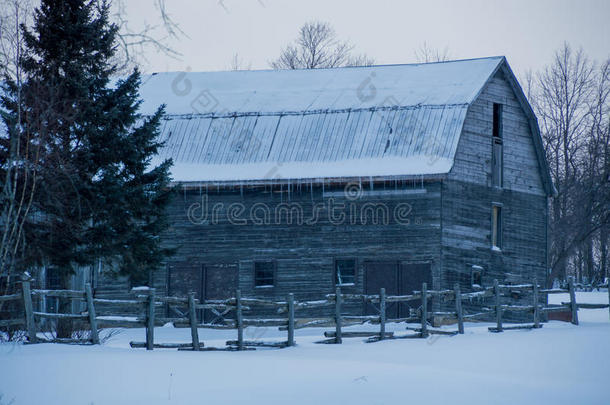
[492, 103, 503, 187]
[335, 259, 356, 286]
[492, 205, 503, 250]
[254, 261, 275, 287]
[493, 103, 503, 138]
[471, 266, 483, 288]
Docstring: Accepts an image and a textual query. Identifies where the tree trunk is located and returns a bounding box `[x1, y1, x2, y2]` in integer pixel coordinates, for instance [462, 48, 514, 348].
[56, 270, 73, 339]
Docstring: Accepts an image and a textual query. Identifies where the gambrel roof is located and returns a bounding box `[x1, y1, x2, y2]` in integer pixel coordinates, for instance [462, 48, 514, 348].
[140, 56, 554, 195]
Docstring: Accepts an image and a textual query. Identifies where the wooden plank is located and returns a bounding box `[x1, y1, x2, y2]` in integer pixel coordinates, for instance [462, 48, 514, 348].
[93, 298, 145, 305]
[533, 278, 540, 329]
[540, 288, 569, 294]
[242, 319, 287, 327]
[540, 305, 571, 313]
[188, 292, 200, 351]
[0, 293, 21, 303]
[420, 282, 428, 338]
[236, 289, 244, 350]
[33, 312, 88, 320]
[226, 340, 288, 348]
[335, 287, 342, 344]
[575, 303, 610, 309]
[494, 279, 503, 332]
[568, 278, 579, 325]
[287, 293, 295, 347]
[31, 289, 85, 299]
[178, 346, 255, 352]
[405, 327, 458, 336]
[489, 324, 541, 332]
[146, 288, 156, 351]
[324, 331, 394, 338]
[85, 284, 99, 345]
[454, 283, 464, 334]
[130, 341, 205, 349]
[379, 288, 386, 340]
[0, 318, 25, 327]
[22, 281, 37, 343]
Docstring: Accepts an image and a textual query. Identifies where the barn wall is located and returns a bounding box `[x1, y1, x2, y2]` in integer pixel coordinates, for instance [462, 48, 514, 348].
[162, 181, 443, 311]
[449, 70, 546, 196]
[442, 69, 549, 294]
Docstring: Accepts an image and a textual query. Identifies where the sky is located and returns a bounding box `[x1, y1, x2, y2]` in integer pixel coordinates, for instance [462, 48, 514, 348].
[124, 0, 609, 77]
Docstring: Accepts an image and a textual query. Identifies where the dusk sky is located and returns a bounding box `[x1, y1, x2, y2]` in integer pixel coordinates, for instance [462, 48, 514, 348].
[124, 0, 610, 76]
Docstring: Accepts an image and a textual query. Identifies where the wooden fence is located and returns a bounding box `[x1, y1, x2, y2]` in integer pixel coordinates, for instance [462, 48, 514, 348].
[0, 277, 608, 350]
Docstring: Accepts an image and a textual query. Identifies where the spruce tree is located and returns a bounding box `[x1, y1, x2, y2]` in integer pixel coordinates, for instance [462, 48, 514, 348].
[1, 0, 174, 337]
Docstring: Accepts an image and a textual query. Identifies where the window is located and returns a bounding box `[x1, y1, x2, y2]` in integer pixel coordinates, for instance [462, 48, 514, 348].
[471, 266, 483, 288]
[492, 205, 503, 250]
[254, 261, 275, 287]
[335, 259, 356, 286]
[492, 103, 503, 187]
[493, 103, 503, 139]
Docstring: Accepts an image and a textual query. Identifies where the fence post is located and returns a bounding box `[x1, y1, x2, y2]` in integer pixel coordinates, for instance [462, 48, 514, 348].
[287, 293, 295, 347]
[236, 289, 244, 350]
[454, 283, 464, 334]
[21, 281, 37, 343]
[188, 292, 200, 351]
[532, 278, 540, 329]
[146, 288, 156, 350]
[494, 279, 503, 332]
[335, 287, 342, 344]
[420, 282, 428, 338]
[568, 277, 579, 325]
[379, 288, 386, 340]
[85, 283, 99, 344]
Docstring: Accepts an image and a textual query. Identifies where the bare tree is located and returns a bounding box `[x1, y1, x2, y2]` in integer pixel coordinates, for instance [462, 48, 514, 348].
[414, 42, 451, 63]
[111, 0, 187, 73]
[271, 21, 374, 69]
[228, 53, 252, 71]
[531, 43, 610, 285]
[0, 0, 38, 306]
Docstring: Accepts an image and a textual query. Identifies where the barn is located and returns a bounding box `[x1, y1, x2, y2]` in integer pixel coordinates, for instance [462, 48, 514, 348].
[91, 56, 554, 318]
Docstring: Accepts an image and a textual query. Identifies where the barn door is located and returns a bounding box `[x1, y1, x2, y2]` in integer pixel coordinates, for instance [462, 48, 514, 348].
[167, 262, 203, 319]
[203, 262, 238, 323]
[364, 261, 399, 318]
[399, 262, 432, 318]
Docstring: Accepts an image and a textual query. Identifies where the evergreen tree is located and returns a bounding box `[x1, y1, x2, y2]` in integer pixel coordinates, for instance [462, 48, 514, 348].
[1, 0, 174, 337]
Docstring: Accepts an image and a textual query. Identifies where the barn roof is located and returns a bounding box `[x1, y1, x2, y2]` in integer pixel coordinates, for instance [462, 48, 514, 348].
[140, 56, 553, 194]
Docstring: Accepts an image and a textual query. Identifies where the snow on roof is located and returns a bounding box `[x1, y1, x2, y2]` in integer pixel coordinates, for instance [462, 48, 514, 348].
[140, 57, 505, 182]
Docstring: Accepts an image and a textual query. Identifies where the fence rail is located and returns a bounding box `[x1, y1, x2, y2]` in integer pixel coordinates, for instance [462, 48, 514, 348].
[0, 277, 608, 350]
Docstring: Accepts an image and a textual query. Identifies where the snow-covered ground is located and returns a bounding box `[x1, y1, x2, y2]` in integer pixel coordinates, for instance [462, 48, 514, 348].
[1, 291, 608, 405]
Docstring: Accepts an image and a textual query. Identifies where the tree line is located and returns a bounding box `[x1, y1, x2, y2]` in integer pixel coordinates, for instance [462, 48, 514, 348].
[526, 44, 609, 286]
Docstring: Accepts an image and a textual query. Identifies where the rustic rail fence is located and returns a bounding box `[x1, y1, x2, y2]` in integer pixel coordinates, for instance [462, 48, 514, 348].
[0, 277, 608, 350]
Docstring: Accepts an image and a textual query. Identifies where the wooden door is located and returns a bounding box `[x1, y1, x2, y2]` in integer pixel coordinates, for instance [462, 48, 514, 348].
[364, 261, 399, 318]
[203, 263, 238, 323]
[399, 262, 432, 318]
[167, 262, 203, 318]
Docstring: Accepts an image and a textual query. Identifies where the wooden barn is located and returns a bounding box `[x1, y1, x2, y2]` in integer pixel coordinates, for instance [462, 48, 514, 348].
[90, 56, 554, 318]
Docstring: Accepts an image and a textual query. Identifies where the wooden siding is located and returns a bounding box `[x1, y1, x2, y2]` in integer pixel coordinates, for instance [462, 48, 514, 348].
[441, 70, 549, 294]
[160, 181, 443, 312]
[450, 70, 546, 196]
